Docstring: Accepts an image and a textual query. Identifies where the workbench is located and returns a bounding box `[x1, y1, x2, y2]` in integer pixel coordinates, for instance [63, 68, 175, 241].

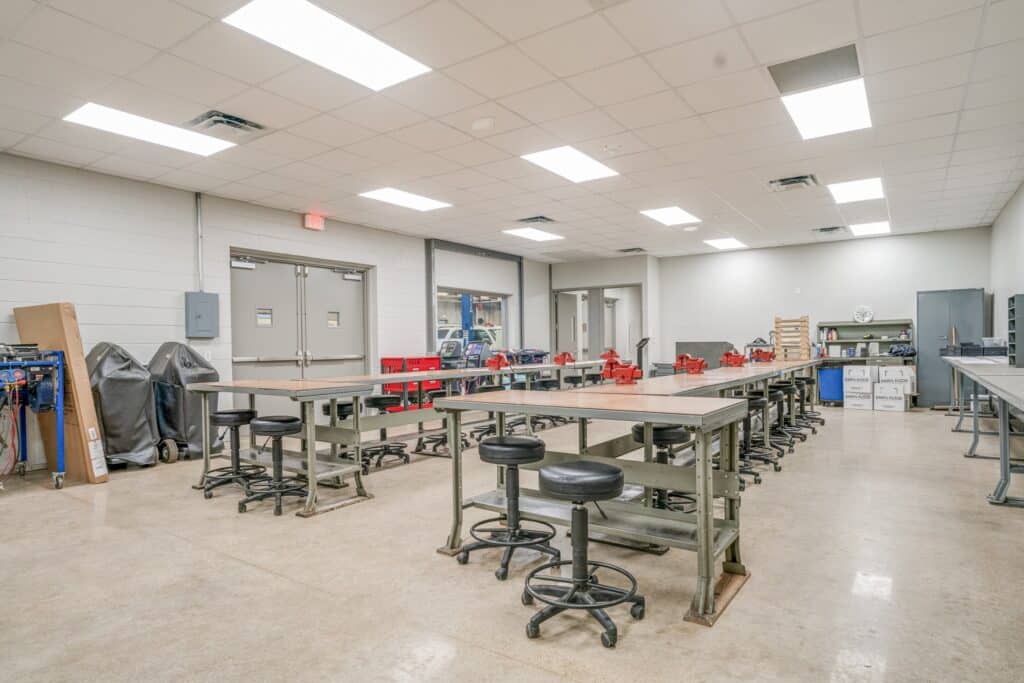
[433, 390, 750, 626]
[188, 378, 373, 516]
[943, 357, 1024, 507]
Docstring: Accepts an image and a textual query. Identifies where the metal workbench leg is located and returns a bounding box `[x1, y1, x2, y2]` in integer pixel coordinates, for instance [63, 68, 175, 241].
[762, 380, 770, 449]
[329, 399, 339, 458]
[301, 400, 319, 515]
[966, 379, 981, 458]
[578, 417, 588, 454]
[439, 409, 464, 555]
[722, 422, 746, 576]
[987, 399, 1024, 507]
[496, 411, 507, 488]
[248, 394, 256, 450]
[690, 429, 715, 617]
[642, 422, 654, 507]
[193, 392, 211, 489]
[351, 396, 367, 497]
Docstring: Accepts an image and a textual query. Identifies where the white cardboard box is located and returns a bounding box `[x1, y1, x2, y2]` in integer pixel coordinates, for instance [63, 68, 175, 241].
[878, 366, 916, 394]
[844, 391, 874, 410]
[844, 379, 874, 395]
[874, 382, 908, 412]
[844, 365, 879, 382]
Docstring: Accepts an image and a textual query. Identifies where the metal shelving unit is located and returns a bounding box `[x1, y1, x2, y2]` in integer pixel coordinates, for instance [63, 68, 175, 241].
[1010, 295, 1022, 368]
[817, 318, 914, 365]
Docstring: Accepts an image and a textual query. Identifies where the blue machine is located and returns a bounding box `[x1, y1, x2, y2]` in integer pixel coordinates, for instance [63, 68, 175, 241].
[0, 346, 65, 489]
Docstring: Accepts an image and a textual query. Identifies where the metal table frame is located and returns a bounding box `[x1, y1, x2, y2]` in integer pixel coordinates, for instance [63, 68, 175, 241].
[944, 357, 1024, 508]
[434, 391, 749, 626]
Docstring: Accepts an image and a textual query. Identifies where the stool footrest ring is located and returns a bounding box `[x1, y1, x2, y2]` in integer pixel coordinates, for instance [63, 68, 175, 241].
[525, 559, 638, 609]
[468, 516, 556, 547]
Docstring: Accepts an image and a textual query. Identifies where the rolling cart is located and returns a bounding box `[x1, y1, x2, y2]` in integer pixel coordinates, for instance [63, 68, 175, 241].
[0, 345, 65, 489]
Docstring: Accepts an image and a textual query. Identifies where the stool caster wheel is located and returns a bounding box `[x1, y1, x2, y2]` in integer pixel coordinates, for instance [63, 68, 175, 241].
[203, 490, 213, 499]
[788, 447, 794, 454]
[738, 479, 746, 492]
[53, 473, 65, 489]
[754, 475, 762, 484]
[526, 623, 540, 639]
[521, 590, 533, 606]
[601, 631, 616, 648]
[238, 503, 247, 513]
[495, 567, 508, 581]
[630, 598, 646, 620]
[773, 463, 782, 472]
[456, 551, 468, 565]
[811, 428, 818, 435]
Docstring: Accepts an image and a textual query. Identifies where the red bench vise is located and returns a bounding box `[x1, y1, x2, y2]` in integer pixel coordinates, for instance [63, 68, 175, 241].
[750, 349, 776, 363]
[719, 351, 747, 367]
[485, 353, 510, 371]
[600, 348, 642, 384]
[673, 353, 707, 374]
[553, 351, 575, 365]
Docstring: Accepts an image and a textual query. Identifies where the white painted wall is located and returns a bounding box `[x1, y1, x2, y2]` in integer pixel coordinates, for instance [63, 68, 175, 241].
[604, 286, 642, 354]
[551, 255, 645, 291]
[1, 153, 427, 466]
[522, 259, 550, 350]
[657, 227, 992, 354]
[435, 249, 519, 346]
[990, 182, 1024, 337]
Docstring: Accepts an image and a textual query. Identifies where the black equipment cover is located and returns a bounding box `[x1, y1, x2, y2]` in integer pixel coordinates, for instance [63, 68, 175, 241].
[149, 342, 221, 457]
[86, 342, 160, 466]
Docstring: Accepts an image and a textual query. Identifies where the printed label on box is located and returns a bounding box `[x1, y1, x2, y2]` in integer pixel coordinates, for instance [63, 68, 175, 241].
[88, 438, 108, 476]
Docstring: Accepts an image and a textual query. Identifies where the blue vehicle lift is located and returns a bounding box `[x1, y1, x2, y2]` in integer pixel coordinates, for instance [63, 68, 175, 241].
[0, 350, 65, 489]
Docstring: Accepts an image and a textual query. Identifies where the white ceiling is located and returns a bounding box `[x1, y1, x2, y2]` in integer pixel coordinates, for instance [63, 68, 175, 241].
[1, 0, 1022, 261]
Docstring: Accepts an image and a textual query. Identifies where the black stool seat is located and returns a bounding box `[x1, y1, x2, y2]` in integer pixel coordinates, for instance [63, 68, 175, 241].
[211, 408, 256, 427]
[744, 395, 767, 410]
[762, 389, 785, 402]
[539, 460, 623, 501]
[479, 435, 545, 465]
[535, 378, 560, 390]
[631, 423, 689, 446]
[509, 380, 528, 390]
[365, 395, 402, 410]
[793, 376, 814, 384]
[250, 415, 302, 437]
[585, 373, 603, 383]
[770, 383, 796, 394]
[563, 375, 584, 386]
[321, 402, 354, 418]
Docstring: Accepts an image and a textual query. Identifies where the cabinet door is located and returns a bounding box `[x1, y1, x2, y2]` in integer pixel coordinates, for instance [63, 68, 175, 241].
[916, 291, 952, 407]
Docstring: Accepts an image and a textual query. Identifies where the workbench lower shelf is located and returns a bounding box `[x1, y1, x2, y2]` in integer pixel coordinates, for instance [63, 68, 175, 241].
[467, 489, 738, 556]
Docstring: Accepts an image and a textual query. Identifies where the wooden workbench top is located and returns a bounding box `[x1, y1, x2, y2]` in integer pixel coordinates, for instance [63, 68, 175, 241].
[578, 359, 820, 396]
[188, 378, 372, 398]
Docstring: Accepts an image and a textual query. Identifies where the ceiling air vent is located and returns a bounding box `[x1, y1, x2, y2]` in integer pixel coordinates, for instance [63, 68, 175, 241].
[768, 174, 818, 192]
[517, 215, 555, 224]
[813, 225, 847, 236]
[187, 110, 265, 142]
[618, 247, 646, 253]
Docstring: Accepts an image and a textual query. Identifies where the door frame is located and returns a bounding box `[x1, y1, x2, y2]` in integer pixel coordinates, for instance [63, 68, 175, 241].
[551, 283, 643, 359]
[230, 247, 373, 376]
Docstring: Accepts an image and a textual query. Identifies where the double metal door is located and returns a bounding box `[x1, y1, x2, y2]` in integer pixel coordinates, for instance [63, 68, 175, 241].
[231, 259, 366, 414]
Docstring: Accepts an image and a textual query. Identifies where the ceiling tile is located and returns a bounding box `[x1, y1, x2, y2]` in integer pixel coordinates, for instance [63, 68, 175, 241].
[485, 125, 561, 155]
[739, 0, 857, 65]
[428, 167, 495, 188]
[499, 81, 593, 124]
[288, 113, 375, 148]
[48, 0, 208, 49]
[864, 53, 973, 101]
[374, 0, 504, 68]
[390, 119, 473, 151]
[0, 0, 36, 39]
[541, 109, 624, 144]
[114, 139, 207, 168]
[384, 71, 487, 116]
[245, 131, 333, 161]
[307, 147, 381, 174]
[634, 117, 716, 148]
[181, 156, 257, 182]
[576, 131, 652, 159]
[980, 0, 1024, 47]
[604, 90, 695, 129]
[455, 0, 593, 42]
[316, 0, 433, 29]
[214, 181, 279, 202]
[950, 142, 1024, 166]
[647, 29, 755, 86]
[435, 140, 508, 166]
[725, 0, 815, 23]
[172, 0, 248, 19]
[965, 74, 1024, 110]
[0, 41, 115, 100]
[872, 87, 965, 126]
[473, 156, 536, 179]
[334, 95, 426, 132]
[518, 14, 635, 78]
[566, 58, 668, 107]
[95, 78, 206, 124]
[604, 0, 732, 51]
[261, 64, 372, 112]
[14, 7, 157, 75]
[153, 167, 230, 191]
[172, 22, 298, 84]
[861, 8, 984, 74]
[217, 88, 318, 129]
[859, 0, 984, 36]
[344, 134, 422, 163]
[214, 144, 292, 172]
[32, 120, 130, 154]
[701, 98, 789, 134]
[678, 68, 778, 113]
[87, 154, 174, 180]
[958, 100, 1024, 132]
[0, 104, 48, 135]
[972, 39, 1024, 82]
[395, 152, 464, 177]
[129, 54, 250, 105]
[445, 45, 553, 99]
[11, 135, 107, 166]
[441, 102, 530, 137]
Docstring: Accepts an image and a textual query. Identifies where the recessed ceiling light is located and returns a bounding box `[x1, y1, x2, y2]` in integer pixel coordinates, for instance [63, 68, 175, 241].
[503, 227, 564, 242]
[63, 103, 234, 156]
[640, 206, 701, 226]
[520, 145, 618, 183]
[848, 221, 890, 236]
[359, 187, 451, 211]
[781, 78, 872, 140]
[704, 238, 747, 250]
[828, 177, 884, 204]
[223, 0, 430, 91]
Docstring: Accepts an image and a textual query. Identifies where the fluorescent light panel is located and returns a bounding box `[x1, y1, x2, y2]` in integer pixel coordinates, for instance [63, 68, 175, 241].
[828, 177, 884, 204]
[520, 146, 618, 183]
[640, 206, 701, 226]
[704, 238, 746, 250]
[63, 103, 234, 156]
[848, 221, 890, 236]
[781, 78, 872, 140]
[224, 0, 430, 91]
[359, 187, 450, 211]
[503, 227, 564, 242]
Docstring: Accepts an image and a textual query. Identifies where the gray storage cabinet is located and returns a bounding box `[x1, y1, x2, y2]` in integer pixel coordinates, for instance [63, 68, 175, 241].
[916, 288, 990, 407]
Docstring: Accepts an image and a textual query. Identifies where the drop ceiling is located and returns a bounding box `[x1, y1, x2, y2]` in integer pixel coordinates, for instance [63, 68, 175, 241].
[1, 0, 1022, 262]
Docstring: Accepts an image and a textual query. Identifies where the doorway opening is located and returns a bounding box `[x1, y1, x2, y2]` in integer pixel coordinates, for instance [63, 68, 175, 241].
[435, 289, 507, 351]
[553, 285, 642, 361]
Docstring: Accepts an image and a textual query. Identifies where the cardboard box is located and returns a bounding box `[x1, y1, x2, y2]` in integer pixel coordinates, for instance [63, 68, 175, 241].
[843, 378, 874, 395]
[14, 302, 109, 483]
[844, 392, 874, 410]
[843, 365, 879, 382]
[879, 366, 916, 394]
[874, 382, 908, 412]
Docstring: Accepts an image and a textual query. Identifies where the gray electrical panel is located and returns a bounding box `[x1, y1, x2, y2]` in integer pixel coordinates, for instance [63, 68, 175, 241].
[185, 291, 219, 339]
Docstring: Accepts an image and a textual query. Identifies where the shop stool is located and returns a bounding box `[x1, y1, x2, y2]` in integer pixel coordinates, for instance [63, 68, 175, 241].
[630, 423, 695, 510]
[362, 395, 409, 469]
[456, 436, 560, 580]
[203, 409, 265, 499]
[740, 396, 778, 474]
[793, 377, 825, 426]
[238, 416, 306, 516]
[749, 389, 788, 458]
[523, 460, 645, 648]
[584, 372, 604, 385]
[770, 382, 809, 442]
[563, 375, 584, 388]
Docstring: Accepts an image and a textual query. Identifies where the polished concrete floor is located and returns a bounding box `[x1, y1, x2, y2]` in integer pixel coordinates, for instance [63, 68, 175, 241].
[3, 407, 1023, 682]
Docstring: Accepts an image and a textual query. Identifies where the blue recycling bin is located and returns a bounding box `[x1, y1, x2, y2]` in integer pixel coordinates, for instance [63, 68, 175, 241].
[818, 367, 843, 402]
